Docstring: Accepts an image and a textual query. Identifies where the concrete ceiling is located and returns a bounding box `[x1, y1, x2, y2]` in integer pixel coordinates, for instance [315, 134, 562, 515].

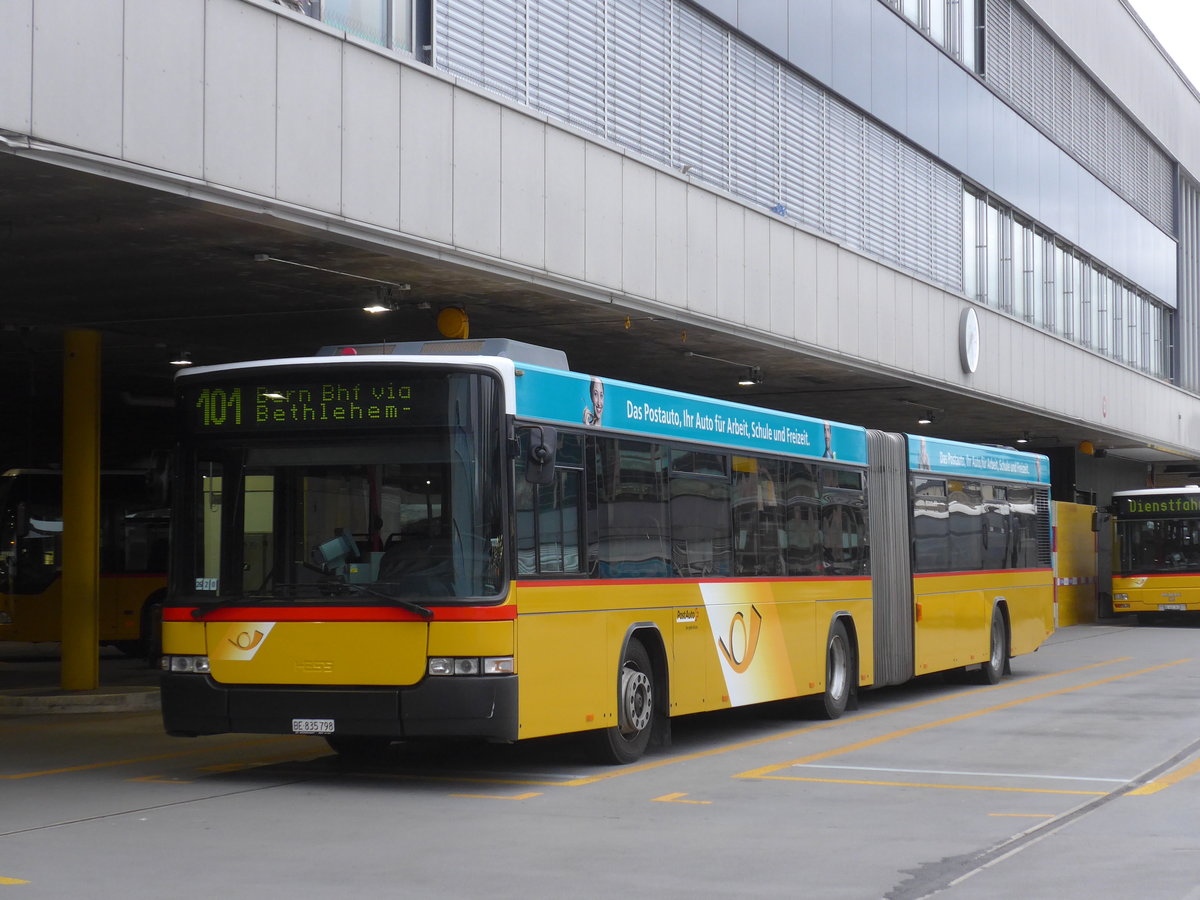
[0, 151, 1183, 471]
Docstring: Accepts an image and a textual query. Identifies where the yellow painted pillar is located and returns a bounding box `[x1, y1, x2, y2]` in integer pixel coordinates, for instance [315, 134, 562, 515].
[61, 330, 101, 691]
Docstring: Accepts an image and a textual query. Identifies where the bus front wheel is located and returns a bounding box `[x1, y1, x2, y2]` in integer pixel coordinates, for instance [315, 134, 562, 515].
[588, 637, 655, 765]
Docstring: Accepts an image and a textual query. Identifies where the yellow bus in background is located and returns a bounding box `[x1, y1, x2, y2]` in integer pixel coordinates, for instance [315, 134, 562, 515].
[0, 468, 168, 658]
[160, 339, 1053, 763]
[1112, 485, 1200, 623]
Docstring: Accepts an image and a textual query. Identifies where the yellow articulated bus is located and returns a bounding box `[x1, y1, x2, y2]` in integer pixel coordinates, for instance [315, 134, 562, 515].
[160, 339, 1054, 763]
[0, 468, 169, 658]
[1111, 485, 1200, 623]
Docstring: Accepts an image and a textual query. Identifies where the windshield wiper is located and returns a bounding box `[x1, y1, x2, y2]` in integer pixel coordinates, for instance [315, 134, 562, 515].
[338, 582, 434, 620]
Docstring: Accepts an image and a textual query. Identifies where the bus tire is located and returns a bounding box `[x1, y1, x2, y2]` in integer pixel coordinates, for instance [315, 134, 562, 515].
[820, 619, 852, 719]
[979, 606, 1007, 684]
[588, 637, 655, 765]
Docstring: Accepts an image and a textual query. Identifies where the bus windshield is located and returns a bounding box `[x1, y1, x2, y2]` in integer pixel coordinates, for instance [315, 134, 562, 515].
[1117, 518, 1200, 574]
[176, 370, 506, 605]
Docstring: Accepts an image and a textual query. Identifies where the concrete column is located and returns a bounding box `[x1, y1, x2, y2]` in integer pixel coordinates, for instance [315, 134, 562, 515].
[61, 330, 101, 691]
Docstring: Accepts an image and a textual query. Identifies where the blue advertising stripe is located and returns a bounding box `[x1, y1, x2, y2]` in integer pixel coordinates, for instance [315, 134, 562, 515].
[908, 434, 1050, 485]
[515, 364, 869, 466]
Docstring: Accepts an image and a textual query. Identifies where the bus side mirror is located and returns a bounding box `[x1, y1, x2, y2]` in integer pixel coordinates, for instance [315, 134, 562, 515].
[14, 501, 28, 539]
[525, 426, 558, 486]
[1092, 510, 1111, 533]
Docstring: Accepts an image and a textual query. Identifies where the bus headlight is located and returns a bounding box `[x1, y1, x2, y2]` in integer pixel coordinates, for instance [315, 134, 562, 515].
[162, 655, 210, 674]
[1113, 593, 1128, 601]
[427, 656, 514, 676]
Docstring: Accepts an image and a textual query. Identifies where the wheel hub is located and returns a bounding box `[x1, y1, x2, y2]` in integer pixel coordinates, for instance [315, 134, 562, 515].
[619, 666, 653, 734]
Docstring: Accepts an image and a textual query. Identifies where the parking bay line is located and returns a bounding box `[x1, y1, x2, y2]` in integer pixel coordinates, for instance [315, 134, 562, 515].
[735, 659, 1190, 785]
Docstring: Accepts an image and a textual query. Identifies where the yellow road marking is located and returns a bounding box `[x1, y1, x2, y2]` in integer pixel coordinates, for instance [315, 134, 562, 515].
[653, 792, 712, 804]
[0, 736, 314, 780]
[736, 659, 1189, 781]
[1128, 756, 1200, 796]
[449, 791, 541, 800]
[126, 774, 194, 784]
[776, 776, 1103, 796]
[0, 876, 29, 885]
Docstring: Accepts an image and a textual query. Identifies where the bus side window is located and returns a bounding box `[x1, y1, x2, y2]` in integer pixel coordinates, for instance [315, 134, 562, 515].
[515, 429, 585, 576]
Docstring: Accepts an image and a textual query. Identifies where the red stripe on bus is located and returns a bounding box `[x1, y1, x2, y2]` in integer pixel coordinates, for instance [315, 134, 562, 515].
[163, 605, 516, 623]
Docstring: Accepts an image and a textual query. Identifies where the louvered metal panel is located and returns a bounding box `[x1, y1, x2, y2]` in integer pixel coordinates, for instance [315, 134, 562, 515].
[1009, 5, 1033, 110]
[1036, 489, 1052, 568]
[983, 0, 1009, 89]
[824, 100, 867, 251]
[866, 430, 914, 687]
[866, 126, 901, 265]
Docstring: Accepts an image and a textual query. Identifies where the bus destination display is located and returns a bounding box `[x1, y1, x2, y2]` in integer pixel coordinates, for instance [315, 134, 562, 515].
[1114, 492, 1200, 519]
[185, 376, 432, 433]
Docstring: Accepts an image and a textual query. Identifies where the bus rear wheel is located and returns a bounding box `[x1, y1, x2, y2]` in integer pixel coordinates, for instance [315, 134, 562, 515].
[819, 619, 852, 719]
[587, 637, 655, 765]
[978, 607, 1007, 684]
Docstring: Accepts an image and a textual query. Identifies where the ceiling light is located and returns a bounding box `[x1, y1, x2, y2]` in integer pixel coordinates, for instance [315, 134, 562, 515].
[738, 366, 763, 386]
[1016, 431, 1030, 444]
[684, 350, 762, 386]
[362, 303, 395, 314]
[169, 351, 193, 367]
[917, 410, 934, 425]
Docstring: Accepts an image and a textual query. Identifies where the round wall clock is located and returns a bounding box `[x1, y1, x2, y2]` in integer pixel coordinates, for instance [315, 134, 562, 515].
[959, 307, 980, 374]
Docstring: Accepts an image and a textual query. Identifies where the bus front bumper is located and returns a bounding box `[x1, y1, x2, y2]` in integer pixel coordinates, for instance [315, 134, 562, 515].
[160, 672, 519, 742]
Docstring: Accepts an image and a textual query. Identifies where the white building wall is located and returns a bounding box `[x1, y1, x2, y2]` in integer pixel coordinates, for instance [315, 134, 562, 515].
[2, 0, 1199, 455]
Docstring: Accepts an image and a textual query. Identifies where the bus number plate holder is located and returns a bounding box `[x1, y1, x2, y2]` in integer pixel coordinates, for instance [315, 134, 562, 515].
[1158, 604, 1186, 611]
[292, 718, 334, 735]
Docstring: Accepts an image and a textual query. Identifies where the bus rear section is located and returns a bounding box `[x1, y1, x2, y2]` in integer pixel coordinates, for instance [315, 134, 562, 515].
[903, 436, 1054, 683]
[1111, 486, 1200, 621]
